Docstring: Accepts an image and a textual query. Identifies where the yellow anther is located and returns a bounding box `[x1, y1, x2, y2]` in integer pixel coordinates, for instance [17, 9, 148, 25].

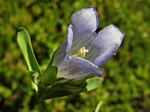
[77, 47, 89, 58]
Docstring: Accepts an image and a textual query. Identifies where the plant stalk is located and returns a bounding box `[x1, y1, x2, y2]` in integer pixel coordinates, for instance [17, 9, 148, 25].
[38, 100, 49, 112]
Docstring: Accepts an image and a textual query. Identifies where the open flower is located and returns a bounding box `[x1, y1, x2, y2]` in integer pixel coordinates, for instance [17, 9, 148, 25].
[52, 6, 125, 79]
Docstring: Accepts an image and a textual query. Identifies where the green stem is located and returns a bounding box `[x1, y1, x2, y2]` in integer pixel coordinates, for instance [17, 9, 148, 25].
[38, 100, 49, 112]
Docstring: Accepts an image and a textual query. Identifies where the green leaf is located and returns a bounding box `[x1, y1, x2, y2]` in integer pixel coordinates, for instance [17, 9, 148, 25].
[47, 84, 82, 93]
[40, 84, 82, 100]
[52, 74, 95, 86]
[64, 74, 95, 86]
[80, 77, 103, 92]
[40, 77, 103, 100]
[42, 66, 58, 86]
[40, 91, 74, 100]
[40, 83, 82, 100]
[17, 27, 42, 76]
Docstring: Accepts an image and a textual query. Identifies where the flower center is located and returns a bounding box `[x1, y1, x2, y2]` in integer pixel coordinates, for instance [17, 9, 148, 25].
[77, 47, 89, 58]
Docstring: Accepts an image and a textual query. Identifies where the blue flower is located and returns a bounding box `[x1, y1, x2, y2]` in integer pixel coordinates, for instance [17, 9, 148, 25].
[52, 6, 125, 79]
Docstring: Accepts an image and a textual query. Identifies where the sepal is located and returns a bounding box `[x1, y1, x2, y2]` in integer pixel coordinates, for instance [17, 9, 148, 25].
[41, 66, 58, 86]
[40, 76, 103, 100]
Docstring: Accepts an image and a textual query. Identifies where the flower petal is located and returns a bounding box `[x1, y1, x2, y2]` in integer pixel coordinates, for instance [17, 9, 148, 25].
[57, 56, 103, 79]
[85, 24, 125, 66]
[52, 25, 73, 66]
[93, 44, 119, 66]
[71, 6, 98, 36]
[69, 6, 98, 55]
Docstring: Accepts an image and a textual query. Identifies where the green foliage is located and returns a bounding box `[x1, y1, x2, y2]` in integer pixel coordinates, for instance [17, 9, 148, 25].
[0, 0, 150, 112]
[17, 27, 42, 75]
[40, 77, 103, 100]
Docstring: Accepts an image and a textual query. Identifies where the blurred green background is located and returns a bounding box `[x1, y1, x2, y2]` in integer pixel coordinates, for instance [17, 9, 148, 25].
[0, 0, 150, 112]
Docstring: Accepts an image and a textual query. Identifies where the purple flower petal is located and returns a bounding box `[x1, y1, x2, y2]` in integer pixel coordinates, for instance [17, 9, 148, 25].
[52, 25, 73, 66]
[71, 6, 98, 36]
[57, 56, 103, 79]
[85, 24, 125, 66]
[69, 6, 98, 55]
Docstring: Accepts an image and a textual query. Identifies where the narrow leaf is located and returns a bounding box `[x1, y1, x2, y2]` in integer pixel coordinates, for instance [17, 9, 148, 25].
[40, 77, 103, 100]
[40, 91, 73, 100]
[17, 27, 42, 76]
[47, 84, 81, 93]
[95, 101, 103, 112]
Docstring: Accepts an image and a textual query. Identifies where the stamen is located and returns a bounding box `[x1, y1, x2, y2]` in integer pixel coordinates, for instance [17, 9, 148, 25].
[77, 47, 89, 58]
